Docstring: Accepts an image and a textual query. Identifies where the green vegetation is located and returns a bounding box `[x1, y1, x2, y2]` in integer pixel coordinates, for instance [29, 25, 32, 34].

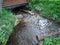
[0, 9, 16, 45]
[43, 37, 60, 45]
[29, 0, 60, 22]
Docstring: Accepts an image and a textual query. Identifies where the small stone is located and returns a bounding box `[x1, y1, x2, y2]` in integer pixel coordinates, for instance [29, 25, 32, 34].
[37, 41, 43, 45]
[16, 14, 23, 19]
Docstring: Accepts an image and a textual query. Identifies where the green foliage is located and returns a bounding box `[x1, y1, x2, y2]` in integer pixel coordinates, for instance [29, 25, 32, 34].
[29, 0, 60, 22]
[43, 37, 60, 45]
[0, 9, 16, 45]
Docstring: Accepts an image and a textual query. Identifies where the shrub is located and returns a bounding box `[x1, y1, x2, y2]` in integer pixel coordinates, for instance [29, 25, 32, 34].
[0, 9, 16, 45]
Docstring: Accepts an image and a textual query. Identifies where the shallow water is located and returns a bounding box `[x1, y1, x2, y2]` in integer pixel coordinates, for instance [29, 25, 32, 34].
[7, 12, 60, 45]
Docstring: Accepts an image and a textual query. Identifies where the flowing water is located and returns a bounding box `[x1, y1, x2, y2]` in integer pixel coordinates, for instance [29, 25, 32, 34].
[7, 11, 60, 45]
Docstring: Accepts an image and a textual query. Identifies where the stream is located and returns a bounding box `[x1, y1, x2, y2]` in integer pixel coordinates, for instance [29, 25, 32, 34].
[7, 10, 60, 45]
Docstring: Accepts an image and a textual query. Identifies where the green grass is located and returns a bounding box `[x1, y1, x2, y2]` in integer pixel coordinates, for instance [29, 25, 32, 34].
[0, 9, 16, 45]
[43, 37, 60, 45]
[29, 0, 60, 22]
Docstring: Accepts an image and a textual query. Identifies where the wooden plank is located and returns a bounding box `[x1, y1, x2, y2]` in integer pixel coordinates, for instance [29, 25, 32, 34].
[3, 0, 28, 7]
[36, 31, 60, 41]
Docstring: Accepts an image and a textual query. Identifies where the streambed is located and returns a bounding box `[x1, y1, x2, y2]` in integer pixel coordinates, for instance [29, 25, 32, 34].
[7, 10, 60, 45]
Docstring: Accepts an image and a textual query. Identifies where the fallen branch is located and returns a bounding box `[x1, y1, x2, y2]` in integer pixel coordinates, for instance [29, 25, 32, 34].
[36, 31, 60, 41]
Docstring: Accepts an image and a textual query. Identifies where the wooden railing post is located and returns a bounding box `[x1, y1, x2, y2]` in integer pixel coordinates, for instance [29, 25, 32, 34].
[0, 0, 2, 13]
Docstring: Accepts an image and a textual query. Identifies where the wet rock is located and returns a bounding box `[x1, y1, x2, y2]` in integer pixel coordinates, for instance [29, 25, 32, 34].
[15, 14, 23, 25]
[16, 14, 23, 19]
[37, 41, 43, 45]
